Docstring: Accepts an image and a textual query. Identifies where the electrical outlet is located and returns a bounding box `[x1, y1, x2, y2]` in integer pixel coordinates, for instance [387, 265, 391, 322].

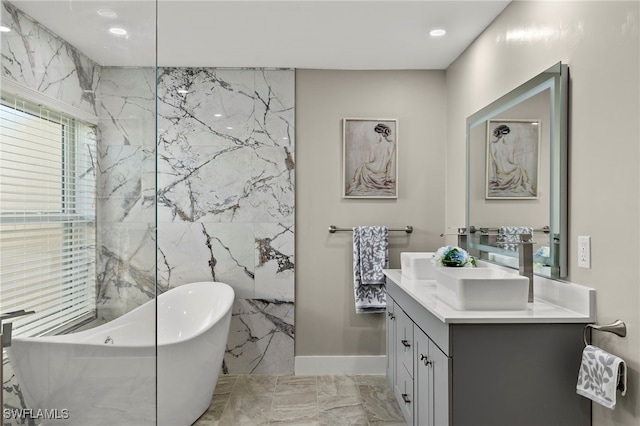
[578, 236, 591, 268]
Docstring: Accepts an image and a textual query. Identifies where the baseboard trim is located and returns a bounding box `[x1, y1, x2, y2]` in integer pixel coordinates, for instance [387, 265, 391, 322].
[294, 355, 387, 375]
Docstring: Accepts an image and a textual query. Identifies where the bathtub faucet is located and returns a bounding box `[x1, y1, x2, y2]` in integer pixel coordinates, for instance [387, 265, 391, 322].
[0, 309, 36, 348]
[105, 336, 114, 344]
[1, 309, 36, 426]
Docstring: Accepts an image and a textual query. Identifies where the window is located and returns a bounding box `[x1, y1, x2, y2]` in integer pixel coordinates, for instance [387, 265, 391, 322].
[0, 93, 97, 337]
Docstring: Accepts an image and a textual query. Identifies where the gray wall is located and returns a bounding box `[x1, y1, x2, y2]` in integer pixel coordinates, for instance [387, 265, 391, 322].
[295, 69, 446, 357]
[446, 2, 640, 425]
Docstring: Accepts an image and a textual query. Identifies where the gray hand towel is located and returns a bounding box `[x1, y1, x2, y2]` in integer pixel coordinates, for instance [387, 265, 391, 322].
[353, 226, 388, 314]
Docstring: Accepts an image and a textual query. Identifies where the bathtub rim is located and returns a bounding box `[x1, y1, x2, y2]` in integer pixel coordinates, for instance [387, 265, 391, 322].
[10, 281, 235, 348]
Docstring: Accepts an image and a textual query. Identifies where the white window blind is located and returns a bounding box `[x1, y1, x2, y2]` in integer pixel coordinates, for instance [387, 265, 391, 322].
[0, 93, 97, 337]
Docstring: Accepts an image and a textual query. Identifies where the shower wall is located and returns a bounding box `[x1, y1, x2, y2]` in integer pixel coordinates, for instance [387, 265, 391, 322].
[156, 68, 295, 374]
[97, 67, 296, 374]
[4, 8, 293, 416]
[95, 66, 158, 321]
[1, 2, 100, 421]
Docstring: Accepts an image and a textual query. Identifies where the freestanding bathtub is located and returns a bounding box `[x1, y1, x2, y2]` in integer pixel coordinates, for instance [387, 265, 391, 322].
[8, 281, 234, 426]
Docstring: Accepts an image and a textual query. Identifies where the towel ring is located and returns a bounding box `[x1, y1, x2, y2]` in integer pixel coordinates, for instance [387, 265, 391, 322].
[583, 320, 626, 346]
[583, 320, 628, 393]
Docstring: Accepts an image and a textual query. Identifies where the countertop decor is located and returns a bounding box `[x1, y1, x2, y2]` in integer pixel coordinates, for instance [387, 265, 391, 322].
[432, 246, 476, 268]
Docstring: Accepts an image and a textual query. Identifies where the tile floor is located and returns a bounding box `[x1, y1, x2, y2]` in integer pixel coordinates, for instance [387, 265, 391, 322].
[192, 374, 406, 426]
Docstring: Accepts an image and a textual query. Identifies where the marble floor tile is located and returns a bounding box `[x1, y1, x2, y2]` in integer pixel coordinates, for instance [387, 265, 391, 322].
[192, 395, 227, 425]
[192, 375, 238, 425]
[270, 390, 318, 423]
[367, 422, 407, 426]
[357, 380, 405, 424]
[354, 374, 389, 387]
[317, 375, 359, 397]
[218, 395, 273, 426]
[231, 374, 277, 396]
[318, 394, 368, 426]
[275, 375, 318, 395]
[214, 374, 238, 395]
[196, 374, 405, 426]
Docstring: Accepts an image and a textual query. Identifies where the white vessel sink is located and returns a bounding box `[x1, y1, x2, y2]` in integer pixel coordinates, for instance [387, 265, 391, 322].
[435, 267, 529, 310]
[400, 252, 435, 280]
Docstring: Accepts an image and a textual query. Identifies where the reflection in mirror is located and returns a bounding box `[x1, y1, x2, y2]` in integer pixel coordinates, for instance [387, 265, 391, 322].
[465, 62, 568, 279]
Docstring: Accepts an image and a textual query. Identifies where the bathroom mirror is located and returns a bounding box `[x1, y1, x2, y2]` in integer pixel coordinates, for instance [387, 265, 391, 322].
[465, 62, 568, 279]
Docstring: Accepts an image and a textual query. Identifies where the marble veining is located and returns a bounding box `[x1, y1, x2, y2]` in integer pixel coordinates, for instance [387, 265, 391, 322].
[225, 299, 294, 374]
[1, 2, 99, 115]
[2, 13, 295, 424]
[98, 67, 296, 374]
[156, 68, 294, 224]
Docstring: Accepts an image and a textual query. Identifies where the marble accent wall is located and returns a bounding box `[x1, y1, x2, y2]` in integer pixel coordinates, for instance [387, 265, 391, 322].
[97, 67, 296, 374]
[156, 68, 295, 374]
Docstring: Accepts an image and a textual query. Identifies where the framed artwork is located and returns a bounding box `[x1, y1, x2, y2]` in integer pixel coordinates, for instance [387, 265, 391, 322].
[486, 119, 540, 199]
[342, 118, 398, 199]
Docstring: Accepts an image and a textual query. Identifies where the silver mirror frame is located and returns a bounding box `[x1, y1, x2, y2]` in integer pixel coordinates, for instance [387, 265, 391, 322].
[465, 62, 569, 279]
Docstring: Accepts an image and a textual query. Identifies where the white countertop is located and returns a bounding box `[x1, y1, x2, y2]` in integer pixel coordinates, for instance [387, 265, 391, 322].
[383, 268, 596, 324]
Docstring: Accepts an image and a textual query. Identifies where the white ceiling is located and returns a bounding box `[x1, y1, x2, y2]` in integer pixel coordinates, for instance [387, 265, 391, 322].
[9, 0, 511, 69]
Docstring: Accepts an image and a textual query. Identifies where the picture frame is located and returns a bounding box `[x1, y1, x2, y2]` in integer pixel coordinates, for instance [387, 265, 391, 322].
[342, 118, 398, 199]
[486, 119, 540, 199]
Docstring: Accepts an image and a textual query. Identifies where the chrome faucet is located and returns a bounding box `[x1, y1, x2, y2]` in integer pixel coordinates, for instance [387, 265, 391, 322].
[1, 309, 35, 426]
[1, 309, 35, 348]
[518, 234, 534, 303]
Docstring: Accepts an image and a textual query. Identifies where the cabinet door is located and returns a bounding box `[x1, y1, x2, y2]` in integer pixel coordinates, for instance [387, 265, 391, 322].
[431, 341, 449, 426]
[386, 299, 396, 389]
[395, 307, 414, 379]
[394, 354, 414, 425]
[415, 327, 450, 426]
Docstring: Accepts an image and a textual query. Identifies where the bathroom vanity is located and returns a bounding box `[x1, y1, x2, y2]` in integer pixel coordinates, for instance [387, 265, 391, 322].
[383, 266, 595, 426]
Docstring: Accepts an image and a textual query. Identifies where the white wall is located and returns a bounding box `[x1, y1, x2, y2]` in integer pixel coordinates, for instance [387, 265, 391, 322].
[296, 69, 446, 357]
[446, 2, 639, 424]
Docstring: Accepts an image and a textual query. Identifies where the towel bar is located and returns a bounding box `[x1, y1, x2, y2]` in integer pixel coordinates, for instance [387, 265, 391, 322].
[440, 225, 549, 237]
[328, 225, 413, 234]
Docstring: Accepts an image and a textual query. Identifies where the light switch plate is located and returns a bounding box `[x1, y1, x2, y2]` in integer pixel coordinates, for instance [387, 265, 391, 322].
[578, 236, 591, 268]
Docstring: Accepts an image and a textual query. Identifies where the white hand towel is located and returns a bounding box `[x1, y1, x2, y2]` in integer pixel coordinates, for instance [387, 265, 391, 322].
[576, 345, 627, 409]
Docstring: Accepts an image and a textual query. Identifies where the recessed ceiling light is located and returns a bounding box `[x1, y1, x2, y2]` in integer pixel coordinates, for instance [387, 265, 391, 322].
[97, 9, 117, 19]
[214, 113, 222, 117]
[429, 28, 447, 37]
[109, 27, 127, 36]
[226, 127, 233, 130]
[0, 25, 11, 33]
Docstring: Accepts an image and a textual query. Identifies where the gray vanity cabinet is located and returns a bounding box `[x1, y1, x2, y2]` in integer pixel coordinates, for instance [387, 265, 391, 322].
[388, 297, 450, 426]
[385, 276, 591, 426]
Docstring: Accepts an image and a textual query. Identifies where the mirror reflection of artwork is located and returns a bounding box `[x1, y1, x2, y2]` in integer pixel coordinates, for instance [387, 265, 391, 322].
[343, 118, 398, 198]
[486, 119, 540, 199]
